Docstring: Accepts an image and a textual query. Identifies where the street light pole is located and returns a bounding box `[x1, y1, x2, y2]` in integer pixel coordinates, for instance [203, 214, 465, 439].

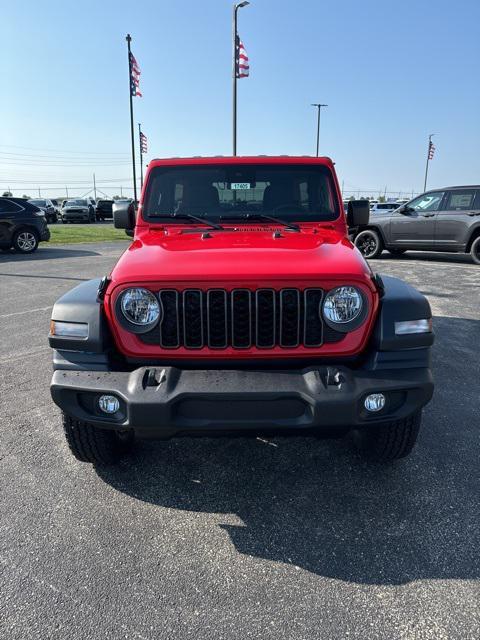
[232, 1, 250, 156]
[311, 103, 328, 156]
[423, 133, 435, 192]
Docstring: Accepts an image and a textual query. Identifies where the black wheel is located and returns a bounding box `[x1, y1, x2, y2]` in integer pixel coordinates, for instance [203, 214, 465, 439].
[62, 219, 67, 223]
[354, 229, 383, 259]
[357, 411, 422, 461]
[62, 413, 133, 465]
[13, 229, 39, 253]
[388, 248, 407, 256]
[470, 236, 480, 265]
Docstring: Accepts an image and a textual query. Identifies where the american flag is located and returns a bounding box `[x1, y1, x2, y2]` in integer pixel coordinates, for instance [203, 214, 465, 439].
[236, 36, 249, 78]
[428, 140, 435, 160]
[129, 52, 142, 97]
[140, 131, 147, 154]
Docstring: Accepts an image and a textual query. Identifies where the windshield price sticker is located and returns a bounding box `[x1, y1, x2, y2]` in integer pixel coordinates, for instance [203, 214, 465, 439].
[230, 182, 251, 190]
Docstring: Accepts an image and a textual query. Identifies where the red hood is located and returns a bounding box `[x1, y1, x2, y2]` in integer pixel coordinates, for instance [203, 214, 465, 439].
[109, 224, 374, 288]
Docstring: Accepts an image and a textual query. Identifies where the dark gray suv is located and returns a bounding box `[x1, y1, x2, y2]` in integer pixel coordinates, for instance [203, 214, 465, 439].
[352, 186, 480, 264]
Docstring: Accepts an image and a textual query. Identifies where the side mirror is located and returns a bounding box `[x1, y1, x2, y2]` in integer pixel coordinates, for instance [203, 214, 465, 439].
[397, 204, 412, 215]
[113, 201, 136, 235]
[347, 200, 370, 227]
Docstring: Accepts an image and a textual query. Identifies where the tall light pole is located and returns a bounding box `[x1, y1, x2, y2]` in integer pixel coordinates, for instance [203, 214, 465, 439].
[311, 103, 328, 156]
[423, 133, 435, 192]
[232, 1, 250, 156]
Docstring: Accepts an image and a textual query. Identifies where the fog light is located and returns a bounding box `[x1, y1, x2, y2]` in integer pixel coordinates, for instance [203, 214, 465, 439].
[98, 395, 120, 414]
[364, 393, 386, 412]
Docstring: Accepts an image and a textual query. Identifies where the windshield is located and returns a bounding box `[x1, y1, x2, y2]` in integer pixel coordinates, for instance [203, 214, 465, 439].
[29, 199, 47, 206]
[143, 164, 340, 222]
[66, 199, 87, 206]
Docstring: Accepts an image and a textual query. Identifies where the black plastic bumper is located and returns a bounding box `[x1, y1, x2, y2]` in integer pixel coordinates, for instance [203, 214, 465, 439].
[51, 364, 433, 439]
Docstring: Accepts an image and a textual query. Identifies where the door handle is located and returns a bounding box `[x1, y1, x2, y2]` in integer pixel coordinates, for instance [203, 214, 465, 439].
[422, 213, 435, 217]
[467, 212, 480, 216]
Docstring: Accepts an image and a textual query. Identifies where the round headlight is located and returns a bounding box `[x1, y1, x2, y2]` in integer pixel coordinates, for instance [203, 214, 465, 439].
[120, 288, 161, 327]
[322, 286, 364, 329]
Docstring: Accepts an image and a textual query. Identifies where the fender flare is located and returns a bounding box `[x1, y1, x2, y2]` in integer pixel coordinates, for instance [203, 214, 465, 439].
[370, 275, 434, 351]
[49, 278, 111, 354]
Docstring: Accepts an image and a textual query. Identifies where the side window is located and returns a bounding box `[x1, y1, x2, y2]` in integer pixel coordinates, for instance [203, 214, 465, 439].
[474, 190, 480, 210]
[444, 190, 476, 211]
[408, 191, 445, 212]
[0, 199, 22, 214]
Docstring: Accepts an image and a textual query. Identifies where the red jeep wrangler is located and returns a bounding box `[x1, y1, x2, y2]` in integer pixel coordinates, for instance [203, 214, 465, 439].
[49, 156, 434, 465]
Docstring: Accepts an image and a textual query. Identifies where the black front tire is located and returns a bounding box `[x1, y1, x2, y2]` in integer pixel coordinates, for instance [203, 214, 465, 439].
[354, 229, 384, 259]
[357, 411, 422, 461]
[470, 236, 480, 265]
[62, 413, 133, 465]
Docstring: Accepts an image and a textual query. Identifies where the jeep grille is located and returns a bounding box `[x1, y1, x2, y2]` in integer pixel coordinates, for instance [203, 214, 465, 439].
[139, 288, 343, 350]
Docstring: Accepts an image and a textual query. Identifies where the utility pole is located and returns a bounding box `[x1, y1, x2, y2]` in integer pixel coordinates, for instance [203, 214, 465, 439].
[423, 133, 435, 192]
[93, 173, 97, 202]
[65, 186, 69, 198]
[120, 186, 123, 198]
[126, 34, 138, 203]
[232, 2, 250, 156]
[38, 187, 41, 197]
[138, 123, 144, 189]
[311, 103, 328, 156]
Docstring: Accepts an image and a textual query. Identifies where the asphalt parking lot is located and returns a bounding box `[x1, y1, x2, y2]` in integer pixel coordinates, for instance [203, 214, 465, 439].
[1, 242, 479, 639]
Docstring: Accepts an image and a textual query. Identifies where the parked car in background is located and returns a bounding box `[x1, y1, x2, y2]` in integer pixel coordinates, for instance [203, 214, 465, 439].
[351, 185, 480, 263]
[51, 199, 62, 220]
[28, 198, 58, 223]
[0, 197, 50, 253]
[95, 199, 114, 221]
[61, 199, 96, 223]
[370, 202, 400, 215]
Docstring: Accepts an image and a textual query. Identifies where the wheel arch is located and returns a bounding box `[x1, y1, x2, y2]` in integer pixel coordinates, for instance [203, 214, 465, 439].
[354, 224, 388, 245]
[465, 225, 480, 252]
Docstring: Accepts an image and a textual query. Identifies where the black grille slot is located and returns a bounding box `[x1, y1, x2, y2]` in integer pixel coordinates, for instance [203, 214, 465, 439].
[183, 290, 204, 348]
[140, 287, 339, 350]
[207, 290, 228, 348]
[256, 289, 276, 348]
[304, 289, 323, 347]
[231, 289, 252, 348]
[280, 289, 300, 347]
[160, 290, 180, 348]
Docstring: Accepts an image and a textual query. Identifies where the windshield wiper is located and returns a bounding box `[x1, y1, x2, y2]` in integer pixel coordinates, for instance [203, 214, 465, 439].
[148, 212, 224, 230]
[219, 213, 300, 231]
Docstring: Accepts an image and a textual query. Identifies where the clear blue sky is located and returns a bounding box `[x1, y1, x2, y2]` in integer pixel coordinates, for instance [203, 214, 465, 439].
[2, 0, 479, 198]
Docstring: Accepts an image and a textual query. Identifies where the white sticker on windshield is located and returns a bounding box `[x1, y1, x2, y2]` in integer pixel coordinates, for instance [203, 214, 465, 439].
[230, 182, 251, 190]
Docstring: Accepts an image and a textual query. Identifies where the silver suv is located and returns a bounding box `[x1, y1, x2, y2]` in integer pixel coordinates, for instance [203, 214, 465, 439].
[352, 186, 480, 264]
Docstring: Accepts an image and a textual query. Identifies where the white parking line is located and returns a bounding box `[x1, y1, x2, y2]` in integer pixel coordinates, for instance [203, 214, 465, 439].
[0, 306, 52, 319]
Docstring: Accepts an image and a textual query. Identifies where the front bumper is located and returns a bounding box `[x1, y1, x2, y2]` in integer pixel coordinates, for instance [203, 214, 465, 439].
[51, 365, 433, 439]
[63, 211, 89, 221]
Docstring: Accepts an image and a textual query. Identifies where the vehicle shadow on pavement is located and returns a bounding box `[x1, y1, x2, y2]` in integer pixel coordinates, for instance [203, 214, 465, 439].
[0, 247, 101, 262]
[96, 316, 480, 585]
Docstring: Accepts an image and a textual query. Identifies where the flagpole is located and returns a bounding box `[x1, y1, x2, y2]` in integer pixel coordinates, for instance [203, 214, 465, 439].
[126, 34, 138, 203]
[232, 5, 238, 156]
[423, 133, 434, 193]
[232, 2, 250, 156]
[138, 123, 144, 190]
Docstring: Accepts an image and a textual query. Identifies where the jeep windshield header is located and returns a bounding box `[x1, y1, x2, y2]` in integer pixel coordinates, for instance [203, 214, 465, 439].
[142, 164, 340, 222]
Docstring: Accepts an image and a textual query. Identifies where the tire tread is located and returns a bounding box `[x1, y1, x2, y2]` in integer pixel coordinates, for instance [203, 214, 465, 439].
[361, 411, 422, 461]
[62, 413, 123, 465]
